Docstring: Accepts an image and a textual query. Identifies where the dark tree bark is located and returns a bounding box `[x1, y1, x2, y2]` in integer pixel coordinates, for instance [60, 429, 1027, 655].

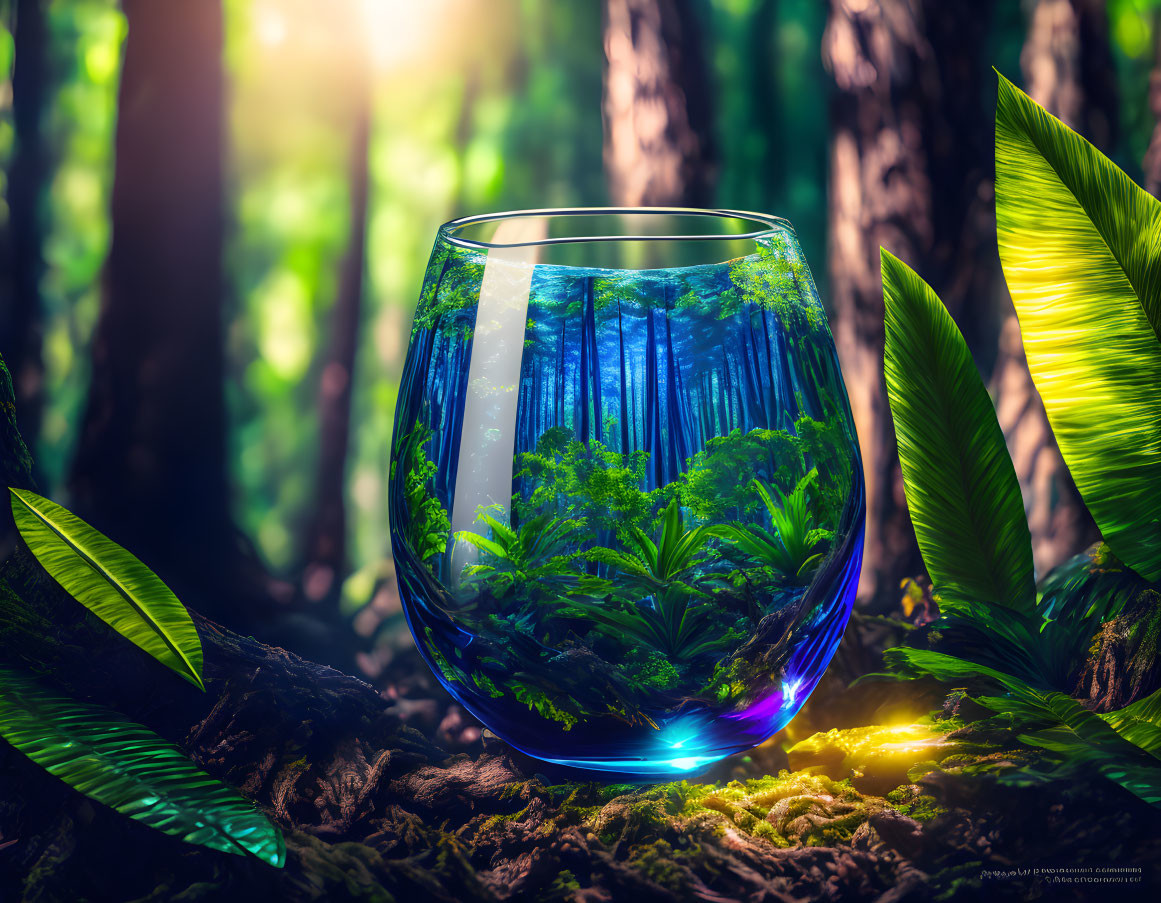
[67, 0, 263, 624]
[823, 0, 997, 605]
[987, 0, 1107, 580]
[300, 63, 372, 606]
[1074, 591, 1161, 712]
[0, 358, 34, 557]
[0, 0, 49, 455]
[601, 0, 717, 206]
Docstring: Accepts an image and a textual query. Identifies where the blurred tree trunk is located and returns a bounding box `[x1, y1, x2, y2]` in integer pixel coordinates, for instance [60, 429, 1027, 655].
[601, 0, 716, 205]
[823, 0, 998, 606]
[0, 0, 49, 458]
[68, 0, 250, 622]
[988, 0, 1108, 580]
[750, 0, 782, 209]
[300, 57, 372, 607]
[1144, 10, 1161, 196]
[1020, 0, 1118, 149]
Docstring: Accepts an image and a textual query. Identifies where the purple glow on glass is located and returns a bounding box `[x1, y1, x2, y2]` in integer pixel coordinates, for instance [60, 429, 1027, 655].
[725, 527, 864, 737]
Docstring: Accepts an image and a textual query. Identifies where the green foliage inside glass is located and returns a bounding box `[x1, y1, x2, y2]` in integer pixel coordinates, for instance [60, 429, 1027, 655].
[399, 403, 853, 730]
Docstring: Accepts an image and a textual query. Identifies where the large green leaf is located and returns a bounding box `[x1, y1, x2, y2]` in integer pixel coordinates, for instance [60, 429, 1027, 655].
[995, 71, 1161, 581]
[9, 488, 204, 690]
[1100, 687, 1161, 758]
[1009, 691, 1161, 807]
[0, 666, 284, 865]
[882, 250, 1035, 612]
[887, 648, 1161, 805]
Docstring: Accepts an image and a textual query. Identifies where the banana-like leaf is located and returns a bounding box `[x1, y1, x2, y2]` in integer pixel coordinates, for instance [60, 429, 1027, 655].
[0, 666, 284, 865]
[995, 71, 1161, 581]
[9, 488, 204, 690]
[882, 250, 1035, 612]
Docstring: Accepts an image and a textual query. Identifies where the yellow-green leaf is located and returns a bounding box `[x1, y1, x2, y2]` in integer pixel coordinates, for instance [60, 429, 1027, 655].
[9, 488, 204, 690]
[1100, 686, 1161, 758]
[995, 71, 1161, 581]
[0, 666, 284, 865]
[882, 250, 1035, 612]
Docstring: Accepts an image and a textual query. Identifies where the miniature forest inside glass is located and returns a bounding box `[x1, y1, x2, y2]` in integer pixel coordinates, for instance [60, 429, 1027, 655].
[391, 230, 863, 772]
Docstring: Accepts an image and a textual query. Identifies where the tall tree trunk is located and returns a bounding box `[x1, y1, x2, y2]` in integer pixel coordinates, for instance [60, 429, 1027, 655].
[533, 358, 542, 447]
[300, 68, 372, 606]
[716, 363, 728, 433]
[1145, 10, 1161, 197]
[644, 307, 663, 488]
[435, 337, 473, 504]
[579, 282, 592, 445]
[1021, 0, 1118, 150]
[823, 0, 997, 605]
[721, 349, 735, 432]
[601, 0, 716, 205]
[1, 0, 49, 457]
[68, 0, 245, 620]
[749, 0, 782, 211]
[988, 0, 1108, 579]
[664, 314, 680, 485]
[738, 321, 764, 429]
[556, 320, 567, 426]
[629, 361, 638, 452]
[586, 279, 603, 445]
[617, 298, 629, 453]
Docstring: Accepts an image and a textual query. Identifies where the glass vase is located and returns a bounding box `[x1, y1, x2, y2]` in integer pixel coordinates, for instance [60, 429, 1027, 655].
[390, 209, 864, 776]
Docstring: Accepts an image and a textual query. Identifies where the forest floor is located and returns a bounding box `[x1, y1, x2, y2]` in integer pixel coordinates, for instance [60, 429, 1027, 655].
[3, 595, 1159, 903]
[3, 355, 1158, 900]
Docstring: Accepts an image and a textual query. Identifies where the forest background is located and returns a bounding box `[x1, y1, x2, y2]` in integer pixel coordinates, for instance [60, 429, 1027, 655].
[0, 0, 1152, 675]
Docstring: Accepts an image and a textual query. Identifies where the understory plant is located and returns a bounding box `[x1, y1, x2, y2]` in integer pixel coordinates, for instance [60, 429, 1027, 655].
[569, 498, 734, 660]
[0, 477, 284, 863]
[712, 470, 833, 584]
[455, 510, 597, 602]
[454, 426, 842, 665]
[393, 418, 451, 564]
[880, 72, 1161, 806]
[447, 464, 837, 726]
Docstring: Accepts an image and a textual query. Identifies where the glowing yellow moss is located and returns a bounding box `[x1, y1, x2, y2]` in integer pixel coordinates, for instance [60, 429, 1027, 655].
[787, 722, 955, 794]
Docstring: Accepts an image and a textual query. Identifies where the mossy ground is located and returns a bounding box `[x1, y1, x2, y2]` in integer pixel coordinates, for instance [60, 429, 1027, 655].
[4, 635, 1160, 903]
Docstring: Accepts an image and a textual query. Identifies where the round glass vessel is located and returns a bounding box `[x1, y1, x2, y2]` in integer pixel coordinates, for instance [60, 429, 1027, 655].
[390, 209, 864, 776]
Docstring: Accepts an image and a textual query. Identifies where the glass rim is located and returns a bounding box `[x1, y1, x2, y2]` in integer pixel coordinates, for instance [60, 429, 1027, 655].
[437, 206, 794, 250]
